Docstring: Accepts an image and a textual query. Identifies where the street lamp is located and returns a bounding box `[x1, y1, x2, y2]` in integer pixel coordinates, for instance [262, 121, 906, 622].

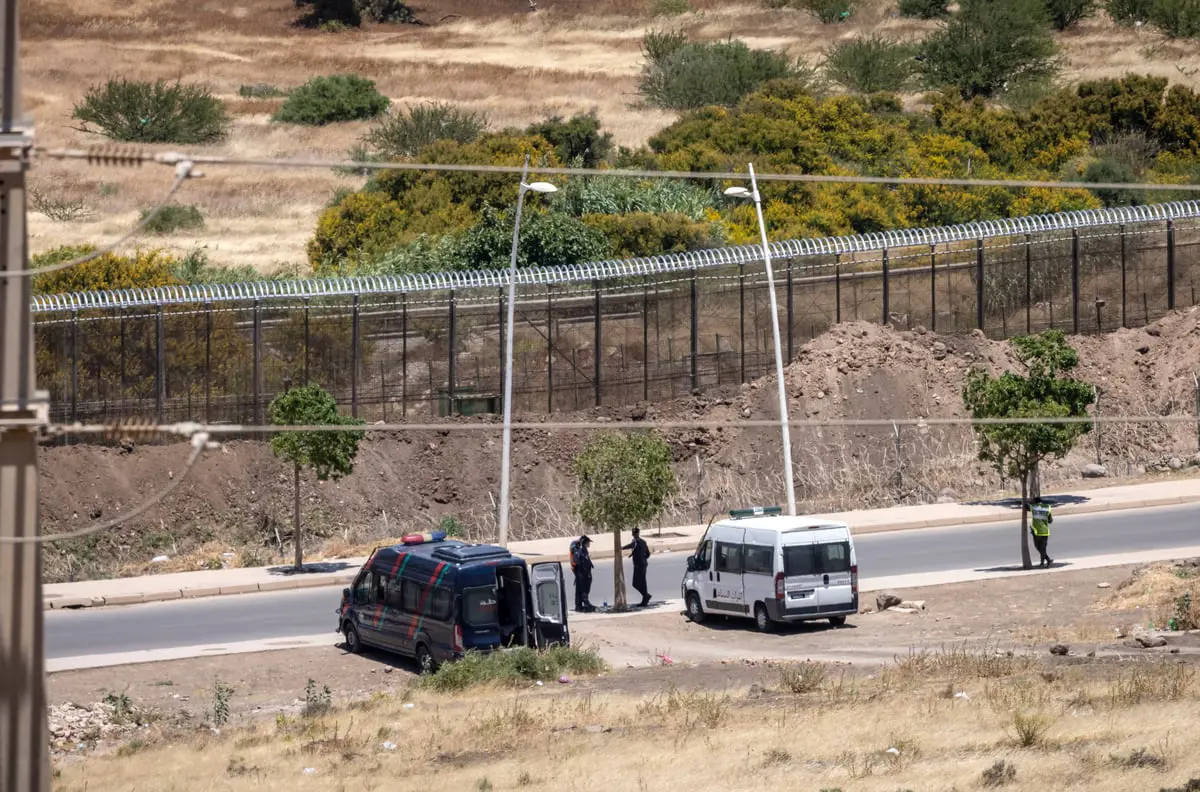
[724, 163, 797, 516]
[497, 166, 557, 547]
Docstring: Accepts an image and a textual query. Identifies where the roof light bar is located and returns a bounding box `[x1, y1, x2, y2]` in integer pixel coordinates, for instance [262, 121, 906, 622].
[400, 530, 447, 545]
[729, 506, 783, 519]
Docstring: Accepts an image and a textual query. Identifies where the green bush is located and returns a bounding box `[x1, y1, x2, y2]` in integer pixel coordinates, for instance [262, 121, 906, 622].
[295, 0, 415, 27]
[651, 0, 692, 14]
[274, 74, 390, 126]
[239, 83, 286, 99]
[1148, 0, 1200, 37]
[823, 35, 918, 94]
[897, 0, 949, 18]
[526, 112, 614, 168]
[454, 207, 611, 270]
[556, 175, 715, 219]
[920, 0, 1059, 99]
[1105, 0, 1153, 23]
[419, 645, 607, 692]
[800, 0, 855, 22]
[362, 101, 488, 159]
[1045, 0, 1099, 28]
[140, 204, 204, 235]
[71, 78, 230, 144]
[638, 32, 800, 110]
[1080, 156, 1139, 206]
[307, 191, 408, 272]
[582, 211, 725, 258]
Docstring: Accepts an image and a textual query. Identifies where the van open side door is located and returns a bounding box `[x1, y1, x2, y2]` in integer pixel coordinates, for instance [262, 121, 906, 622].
[528, 562, 570, 648]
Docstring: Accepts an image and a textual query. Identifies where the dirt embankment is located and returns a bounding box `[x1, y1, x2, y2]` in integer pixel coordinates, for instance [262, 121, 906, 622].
[39, 309, 1200, 583]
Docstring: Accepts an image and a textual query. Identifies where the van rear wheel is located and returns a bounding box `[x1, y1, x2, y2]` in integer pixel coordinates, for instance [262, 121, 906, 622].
[754, 603, 774, 633]
[685, 593, 706, 624]
[416, 643, 436, 675]
[828, 615, 847, 627]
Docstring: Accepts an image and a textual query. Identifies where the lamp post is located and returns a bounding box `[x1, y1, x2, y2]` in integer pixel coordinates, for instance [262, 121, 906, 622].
[724, 163, 797, 516]
[497, 163, 557, 547]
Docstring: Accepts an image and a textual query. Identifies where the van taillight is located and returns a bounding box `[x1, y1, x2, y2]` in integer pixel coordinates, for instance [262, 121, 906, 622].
[453, 624, 463, 652]
[774, 572, 784, 600]
[850, 564, 858, 595]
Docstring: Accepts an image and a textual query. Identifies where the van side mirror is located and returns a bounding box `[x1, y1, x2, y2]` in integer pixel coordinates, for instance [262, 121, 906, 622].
[342, 587, 352, 603]
[686, 556, 696, 572]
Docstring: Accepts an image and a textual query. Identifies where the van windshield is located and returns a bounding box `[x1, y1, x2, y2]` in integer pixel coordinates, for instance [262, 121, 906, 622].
[463, 586, 499, 626]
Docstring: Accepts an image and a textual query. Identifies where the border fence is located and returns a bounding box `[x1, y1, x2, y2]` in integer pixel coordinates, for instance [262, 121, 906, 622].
[32, 201, 1200, 428]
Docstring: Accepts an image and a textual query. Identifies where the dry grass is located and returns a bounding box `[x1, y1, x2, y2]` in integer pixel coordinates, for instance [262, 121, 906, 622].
[24, 0, 1200, 272]
[1098, 562, 1200, 630]
[52, 650, 1200, 792]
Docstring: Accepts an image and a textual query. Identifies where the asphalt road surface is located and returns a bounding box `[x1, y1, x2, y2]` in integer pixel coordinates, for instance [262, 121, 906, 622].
[47, 503, 1200, 659]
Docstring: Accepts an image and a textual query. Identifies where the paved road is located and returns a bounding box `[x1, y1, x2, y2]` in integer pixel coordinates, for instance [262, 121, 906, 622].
[46, 503, 1200, 659]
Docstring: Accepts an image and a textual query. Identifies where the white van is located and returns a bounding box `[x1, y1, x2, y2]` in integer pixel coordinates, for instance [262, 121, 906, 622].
[680, 506, 859, 632]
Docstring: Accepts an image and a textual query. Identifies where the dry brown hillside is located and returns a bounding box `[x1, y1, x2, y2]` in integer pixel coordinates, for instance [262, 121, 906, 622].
[39, 309, 1200, 583]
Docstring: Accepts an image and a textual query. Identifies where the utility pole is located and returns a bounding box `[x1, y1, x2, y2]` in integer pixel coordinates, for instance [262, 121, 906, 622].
[0, 0, 50, 786]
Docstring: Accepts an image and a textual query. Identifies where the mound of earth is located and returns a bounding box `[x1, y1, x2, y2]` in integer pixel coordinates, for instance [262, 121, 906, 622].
[37, 309, 1200, 583]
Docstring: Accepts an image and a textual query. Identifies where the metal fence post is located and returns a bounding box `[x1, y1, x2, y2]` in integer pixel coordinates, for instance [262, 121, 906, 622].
[593, 280, 601, 407]
[929, 245, 936, 332]
[738, 263, 746, 384]
[975, 238, 985, 331]
[498, 287, 505, 398]
[786, 258, 794, 362]
[835, 255, 842, 325]
[1025, 234, 1032, 335]
[204, 302, 212, 424]
[401, 293, 408, 416]
[157, 304, 166, 425]
[447, 290, 456, 416]
[1167, 219, 1176, 310]
[643, 278, 650, 400]
[69, 310, 78, 426]
[1120, 224, 1128, 328]
[690, 268, 698, 392]
[1072, 228, 1080, 334]
[302, 298, 310, 386]
[252, 299, 261, 428]
[546, 284, 554, 413]
[881, 247, 890, 325]
[351, 294, 360, 418]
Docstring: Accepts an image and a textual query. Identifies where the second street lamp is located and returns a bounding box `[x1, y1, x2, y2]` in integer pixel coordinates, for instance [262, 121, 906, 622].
[497, 170, 557, 547]
[724, 163, 797, 516]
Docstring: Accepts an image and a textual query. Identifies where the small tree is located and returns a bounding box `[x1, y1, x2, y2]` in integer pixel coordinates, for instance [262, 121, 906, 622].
[269, 384, 366, 570]
[962, 331, 1094, 569]
[72, 78, 230, 144]
[919, 0, 1059, 99]
[274, 74, 390, 126]
[573, 432, 677, 610]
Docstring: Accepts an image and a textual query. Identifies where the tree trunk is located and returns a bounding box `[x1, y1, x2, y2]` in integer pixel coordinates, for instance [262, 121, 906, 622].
[1019, 472, 1032, 570]
[612, 526, 627, 611]
[293, 462, 304, 571]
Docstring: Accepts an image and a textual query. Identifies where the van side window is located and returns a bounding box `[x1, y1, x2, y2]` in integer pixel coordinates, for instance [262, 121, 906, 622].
[742, 544, 773, 575]
[385, 577, 404, 610]
[353, 571, 375, 605]
[783, 545, 818, 576]
[402, 578, 423, 612]
[694, 540, 712, 571]
[715, 542, 743, 574]
[429, 586, 453, 621]
[819, 542, 851, 573]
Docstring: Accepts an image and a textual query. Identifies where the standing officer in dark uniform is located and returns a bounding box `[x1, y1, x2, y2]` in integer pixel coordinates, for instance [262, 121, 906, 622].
[623, 527, 652, 607]
[570, 535, 595, 612]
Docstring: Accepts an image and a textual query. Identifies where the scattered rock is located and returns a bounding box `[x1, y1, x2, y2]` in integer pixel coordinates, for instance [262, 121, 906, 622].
[1191, 453, 1200, 468]
[1136, 344, 1151, 355]
[1096, 582, 1110, 589]
[898, 600, 927, 611]
[1081, 463, 1108, 478]
[151, 555, 169, 564]
[1134, 634, 1168, 648]
[875, 592, 903, 612]
[1049, 644, 1069, 656]
[1168, 457, 1185, 471]
[938, 487, 959, 501]
[931, 342, 948, 361]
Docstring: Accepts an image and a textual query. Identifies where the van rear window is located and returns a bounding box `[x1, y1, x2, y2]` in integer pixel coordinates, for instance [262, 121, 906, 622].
[784, 542, 851, 575]
[463, 586, 499, 626]
[783, 545, 818, 576]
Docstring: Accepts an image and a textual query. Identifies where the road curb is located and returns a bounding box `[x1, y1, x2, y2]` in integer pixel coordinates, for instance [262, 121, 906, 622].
[42, 492, 1200, 611]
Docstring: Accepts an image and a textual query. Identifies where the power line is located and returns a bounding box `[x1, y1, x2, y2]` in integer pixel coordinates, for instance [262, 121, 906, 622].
[36, 146, 1200, 194]
[1, 161, 196, 279]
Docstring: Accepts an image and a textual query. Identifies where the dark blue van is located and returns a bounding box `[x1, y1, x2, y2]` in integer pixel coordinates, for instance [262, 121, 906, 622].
[336, 531, 570, 672]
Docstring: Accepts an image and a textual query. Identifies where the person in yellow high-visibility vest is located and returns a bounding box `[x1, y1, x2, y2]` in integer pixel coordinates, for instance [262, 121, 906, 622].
[1026, 497, 1053, 567]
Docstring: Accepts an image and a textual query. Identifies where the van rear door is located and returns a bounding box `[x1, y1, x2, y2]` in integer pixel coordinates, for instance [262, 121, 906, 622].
[814, 534, 855, 613]
[780, 534, 821, 616]
[529, 562, 570, 648]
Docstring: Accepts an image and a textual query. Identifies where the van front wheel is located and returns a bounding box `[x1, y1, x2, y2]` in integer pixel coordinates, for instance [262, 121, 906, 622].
[343, 622, 362, 654]
[754, 603, 774, 633]
[685, 593, 706, 624]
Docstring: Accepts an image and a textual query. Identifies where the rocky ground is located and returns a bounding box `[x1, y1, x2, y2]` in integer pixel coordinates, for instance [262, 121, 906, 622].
[37, 309, 1200, 583]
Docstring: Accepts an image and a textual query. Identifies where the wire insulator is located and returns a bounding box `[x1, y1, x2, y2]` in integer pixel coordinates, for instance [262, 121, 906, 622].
[86, 145, 148, 168]
[101, 417, 166, 444]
